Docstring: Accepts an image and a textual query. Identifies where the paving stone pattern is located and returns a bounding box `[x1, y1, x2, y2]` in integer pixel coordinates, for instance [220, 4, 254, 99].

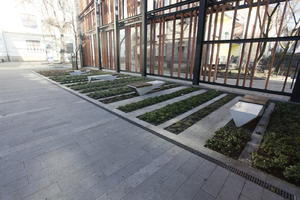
[0, 69, 285, 200]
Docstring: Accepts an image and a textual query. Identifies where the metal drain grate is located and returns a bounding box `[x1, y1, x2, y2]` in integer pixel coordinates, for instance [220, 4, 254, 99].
[218, 162, 295, 200]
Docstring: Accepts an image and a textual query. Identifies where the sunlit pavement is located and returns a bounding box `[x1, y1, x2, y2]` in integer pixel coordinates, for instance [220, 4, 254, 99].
[0, 65, 286, 200]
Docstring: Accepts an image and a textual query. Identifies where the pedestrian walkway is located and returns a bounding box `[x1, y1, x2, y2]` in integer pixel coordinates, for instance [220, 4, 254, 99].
[0, 67, 288, 200]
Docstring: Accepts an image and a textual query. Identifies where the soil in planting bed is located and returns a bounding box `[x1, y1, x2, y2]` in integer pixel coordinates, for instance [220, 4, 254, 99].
[137, 90, 222, 125]
[252, 102, 300, 186]
[118, 87, 200, 113]
[165, 94, 237, 134]
[205, 120, 252, 159]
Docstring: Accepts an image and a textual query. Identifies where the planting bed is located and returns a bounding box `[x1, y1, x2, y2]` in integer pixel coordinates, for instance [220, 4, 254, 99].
[165, 94, 237, 134]
[87, 86, 135, 99]
[100, 83, 179, 104]
[205, 121, 251, 159]
[69, 76, 140, 90]
[50, 71, 109, 84]
[78, 77, 148, 94]
[251, 102, 300, 185]
[137, 90, 222, 125]
[118, 87, 200, 113]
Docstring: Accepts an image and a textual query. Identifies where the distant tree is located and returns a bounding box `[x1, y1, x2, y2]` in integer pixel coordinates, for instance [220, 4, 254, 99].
[18, 0, 79, 68]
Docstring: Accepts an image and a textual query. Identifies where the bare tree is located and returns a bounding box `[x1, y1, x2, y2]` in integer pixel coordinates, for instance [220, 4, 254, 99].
[18, 0, 79, 68]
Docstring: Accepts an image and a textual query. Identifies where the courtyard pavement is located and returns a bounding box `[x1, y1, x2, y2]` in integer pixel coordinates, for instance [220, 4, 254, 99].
[0, 65, 288, 200]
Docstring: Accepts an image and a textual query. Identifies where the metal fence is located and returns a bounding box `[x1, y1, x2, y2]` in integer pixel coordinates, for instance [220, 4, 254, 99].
[78, 0, 300, 102]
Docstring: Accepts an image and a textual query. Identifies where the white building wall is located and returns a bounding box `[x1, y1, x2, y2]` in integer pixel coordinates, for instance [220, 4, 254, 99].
[0, 0, 75, 62]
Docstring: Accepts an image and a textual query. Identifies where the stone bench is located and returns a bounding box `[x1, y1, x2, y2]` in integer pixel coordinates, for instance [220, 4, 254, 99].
[69, 70, 90, 76]
[230, 95, 268, 127]
[87, 74, 117, 83]
[128, 80, 165, 96]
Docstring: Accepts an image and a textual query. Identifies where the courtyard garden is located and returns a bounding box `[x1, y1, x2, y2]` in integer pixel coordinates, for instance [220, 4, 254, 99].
[37, 69, 300, 186]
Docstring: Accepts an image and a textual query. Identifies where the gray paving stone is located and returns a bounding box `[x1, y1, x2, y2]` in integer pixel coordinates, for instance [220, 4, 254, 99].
[241, 180, 263, 200]
[216, 173, 245, 200]
[201, 166, 230, 197]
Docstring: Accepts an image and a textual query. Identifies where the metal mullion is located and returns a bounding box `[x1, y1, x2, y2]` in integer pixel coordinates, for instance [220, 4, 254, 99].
[249, 0, 269, 88]
[282, 40, 298, 92]
[171, 16, 176, 77]
[208, 6, 219, 82]
[160, 17, 166, 75]
[185, 12, 193, 79]
[236, 0, 253, 86]
[202, 8, 213, 82]
[224, 0, 238, 84]
[213, 5, 225, 82]
[177, 14, 184, 78]
[264, 0, 288, 89]
[242, 0, 261, 87]
[158, 18, 162, 75]
[190, 11, 198, 79]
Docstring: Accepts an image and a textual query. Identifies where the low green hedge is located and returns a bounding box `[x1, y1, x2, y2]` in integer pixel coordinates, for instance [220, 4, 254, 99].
[165, 94, 237, 134]
[70, 77, 145, 90]
[118, 87, 200, 113]
[87, 86, 134, 99]
[251, 102, 300, 185]
[138, 90, 222, 125]
[50, 71, 113, 84]
[100, 93, 138, 104]
[38, 70, 71, 77]
[205, 125, 251, 159]
[79, 78, 149, 94]
[100, 83, 179, 104]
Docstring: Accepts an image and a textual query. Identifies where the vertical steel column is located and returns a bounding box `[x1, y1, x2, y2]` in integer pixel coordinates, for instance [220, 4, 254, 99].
[291, 71, 300, 102]
[141, 0, 148, 76]
[114, 0, 121, 72]
[95, 0, 102, 70]
[192, 0, 207, 85]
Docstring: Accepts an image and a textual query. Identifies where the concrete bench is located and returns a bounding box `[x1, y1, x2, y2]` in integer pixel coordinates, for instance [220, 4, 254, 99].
[87, 74, 117, 83]
[69, 70, 90, 76]
[230, 95, 268, 127]
[128, 80, 165, 96]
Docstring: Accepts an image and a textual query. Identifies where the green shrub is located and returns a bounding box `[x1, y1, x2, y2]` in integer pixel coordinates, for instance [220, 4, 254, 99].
[87, 86, 134, 99]
[205, 125, 251, 159]
[100, 83, 179, 104]
[118, 87, 200, 113]
[138, 90, 222, 125]
[100, 93, 138, 104]
[283, 164, 300, 185]
[251, 102, 300, 185]
[70, 77, 146, 90]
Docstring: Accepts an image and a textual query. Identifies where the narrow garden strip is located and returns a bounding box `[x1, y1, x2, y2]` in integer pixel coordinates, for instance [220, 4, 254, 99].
[100, 83, 179, 104]
[118, 87, 200, 113]
[70, 76, 145, 90]
[79, 78, 149, 94]
[205, 123, 251, 159]
[137, 90, 222, 125]
[165, 94, 237, 134]
[251, 102, 300, 185]
[100, 93, 139, 104]
[87, 86, 134, 99]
